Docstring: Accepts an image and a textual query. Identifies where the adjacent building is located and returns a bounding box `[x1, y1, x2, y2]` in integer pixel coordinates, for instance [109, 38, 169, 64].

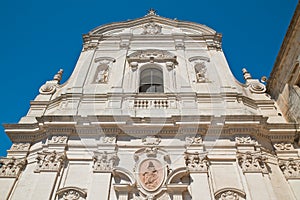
[1, 8, 299, 200]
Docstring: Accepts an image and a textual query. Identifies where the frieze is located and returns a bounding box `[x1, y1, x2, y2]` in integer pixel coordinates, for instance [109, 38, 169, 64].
[278, 159, 300, 179]
[10, 132, 47, 143]
[237, 152, 268, 173]
[184, 152, 209, 172]
[10, 143, 30, 151]
[93, 151, 118, 172]
[35, 151, 65, 173]
[0, 157, 27, 178]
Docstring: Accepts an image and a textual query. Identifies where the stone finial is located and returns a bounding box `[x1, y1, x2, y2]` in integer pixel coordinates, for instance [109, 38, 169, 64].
[53, 69, 64, 83]
[146, 8, 157, 16]
[242, 68, 252, 80]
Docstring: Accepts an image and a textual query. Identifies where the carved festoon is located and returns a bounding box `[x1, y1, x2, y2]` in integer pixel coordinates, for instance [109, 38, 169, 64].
[184, 152, 209, 172]
[10, 143, 30, 151]
[237, 152, 267, 173]
[35, 151, 65, 173]
[93, 151, 118, 172]
[235, 136, 254, 145]
[278, 159, 300, 179]
[50, 136, 68, 144]
[274, 143, 294, 151]
[185, 135, 202, 145]
[0, 157, 26, 178]
[142, 136, 161, 145]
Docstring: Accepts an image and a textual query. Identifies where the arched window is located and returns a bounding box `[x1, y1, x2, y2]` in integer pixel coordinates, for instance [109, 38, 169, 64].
[139, 68, 164, 93]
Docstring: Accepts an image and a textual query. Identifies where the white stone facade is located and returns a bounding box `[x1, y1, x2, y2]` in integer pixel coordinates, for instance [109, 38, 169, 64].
[1, 10, 300, 200]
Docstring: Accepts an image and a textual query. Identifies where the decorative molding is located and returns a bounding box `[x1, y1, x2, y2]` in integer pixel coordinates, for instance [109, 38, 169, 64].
[142, 22, 162, 35]
[184, 152, 209, 172]
[237, 151, 268, 173]
[0, 157, 27, 178]
[93, 151, 118, 172]
[278, 159, 300, 179]
[10, 143, 30, 151]
[215, 188, 246, 200]
[35, 151, 65, 173]
[274, 142, 294, 151]
[127, 49, 177, 70]
[248, 81, 266, 94]
[235, 136, 255, 145]
[142, 136, 161, 145]
[49, 136, 68, 144]
[39, 69, 63, 95]
[101, 136, 116, 144]
[185, 135, 202, 145]
[56, 186, 87, 200]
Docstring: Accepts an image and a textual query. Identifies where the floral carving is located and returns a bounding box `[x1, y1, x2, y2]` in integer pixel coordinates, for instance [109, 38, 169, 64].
[102, 136, 116, 144]
[10, 143, 30, 151]
[57, 187, 87, 200]
[274, 143, 294, 151]
[93, 151, 118, 172]
[145, 147, 158, 157]
[35, 151, 65, 173]
[219, 191, 239, 200]
[142, 22, 162, 35]
[50, 136, 68, 144]
[184, 152, 209, 172]
[142, 136, 161, 145]
[185, 135, 202, 145]
[235, 136, 254, 145]
[278, 159, 300, 179]
[237, 152, 267, 173]
[0, 157, 26, 178]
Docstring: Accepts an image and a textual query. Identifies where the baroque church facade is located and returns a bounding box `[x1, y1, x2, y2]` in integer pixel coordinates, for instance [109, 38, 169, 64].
[1, 8, 300, 200]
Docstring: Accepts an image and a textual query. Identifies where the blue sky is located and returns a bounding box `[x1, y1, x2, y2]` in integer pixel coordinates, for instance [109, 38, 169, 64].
[0, 0, 298, 156]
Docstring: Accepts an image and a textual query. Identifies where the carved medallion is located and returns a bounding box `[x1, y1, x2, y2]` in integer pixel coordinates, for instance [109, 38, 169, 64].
[138, 159, 164, 191]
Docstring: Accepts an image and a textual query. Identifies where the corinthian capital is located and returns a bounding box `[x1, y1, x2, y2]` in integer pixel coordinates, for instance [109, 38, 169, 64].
[0, 157, 27, 178]
[237, 152, 268, 173]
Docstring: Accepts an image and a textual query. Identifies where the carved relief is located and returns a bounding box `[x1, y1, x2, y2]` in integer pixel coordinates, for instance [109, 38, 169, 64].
[142, 136, 161, 145]
[138, 159, 164, 192]
[235, 136, 255, 145]
[184, 152, 209, 172]
[102, 136, 116, 144]
[0, 157, 26, 178]
[35, 151, 65, 173]
[57, 187, 87, 200]
[10, 143, 30, 151]
[93, 151, 118, 172]
[194, 62, 207, 83]
[237, 152, 267, 173]
[274, 143, 294, 151]
[218, 191, 239, 200]
[142, 23, 162, 35]
[94, 57, 115, 84]
[144, 147, 158, 157]
[39, 69, 63, 95]
[278, 159, 300, 179]
[50, 136, 68, 144]
[249, 81, 266, 94]
[185, 135, 202, 145]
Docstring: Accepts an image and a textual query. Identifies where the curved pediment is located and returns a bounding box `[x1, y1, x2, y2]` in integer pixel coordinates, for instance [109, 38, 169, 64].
[85, 12, 217, 37]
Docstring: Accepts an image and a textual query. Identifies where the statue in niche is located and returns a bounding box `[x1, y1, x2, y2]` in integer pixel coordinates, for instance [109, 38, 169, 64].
[194, 62, 207, 83]
[95, 64, 109, 83]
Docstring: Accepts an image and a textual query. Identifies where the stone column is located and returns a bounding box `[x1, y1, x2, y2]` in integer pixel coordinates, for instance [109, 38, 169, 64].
[184, 152, 212, 200]
[89, 151, 119, 200]
[114, 184, 133, 200]
[237, 151, 272, 200]
[0, 157, 27, 200]
[278, 158, 300, 199]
